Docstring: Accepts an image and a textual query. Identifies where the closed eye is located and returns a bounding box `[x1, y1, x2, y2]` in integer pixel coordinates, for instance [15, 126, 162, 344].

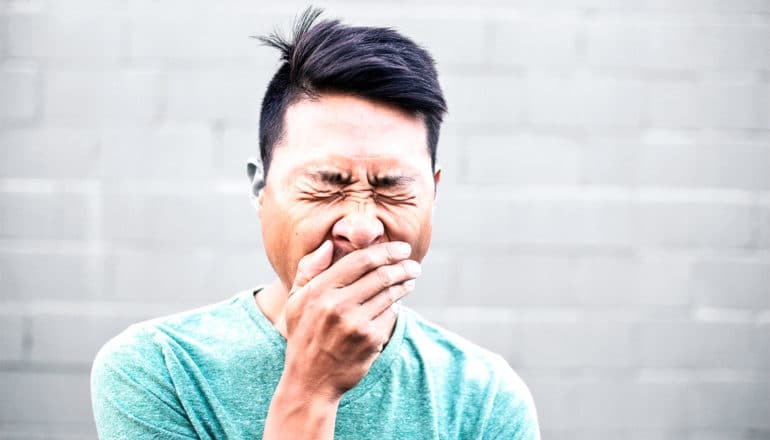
[374, 192, 418, 206]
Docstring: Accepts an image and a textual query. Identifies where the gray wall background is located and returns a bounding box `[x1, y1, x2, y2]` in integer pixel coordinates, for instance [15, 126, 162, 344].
[1, 0, 769, 438]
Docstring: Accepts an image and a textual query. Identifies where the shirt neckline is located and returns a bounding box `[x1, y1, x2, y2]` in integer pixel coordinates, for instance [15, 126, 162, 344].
[238, 287, 406, 407]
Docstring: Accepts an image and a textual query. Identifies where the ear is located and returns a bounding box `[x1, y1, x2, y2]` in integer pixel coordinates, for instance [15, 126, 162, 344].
[246, 157, 265, 214]
[432, 165, 441, 200]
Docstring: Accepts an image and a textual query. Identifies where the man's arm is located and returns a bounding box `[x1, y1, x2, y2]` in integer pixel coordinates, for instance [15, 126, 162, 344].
[262, 240, 419, 439]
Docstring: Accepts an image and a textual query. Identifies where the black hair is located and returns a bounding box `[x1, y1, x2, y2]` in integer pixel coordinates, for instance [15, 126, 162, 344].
[254, 7, 447, 179]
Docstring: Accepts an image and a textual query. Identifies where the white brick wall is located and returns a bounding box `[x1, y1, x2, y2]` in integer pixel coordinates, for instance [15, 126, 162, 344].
[1, 1, 768, 438]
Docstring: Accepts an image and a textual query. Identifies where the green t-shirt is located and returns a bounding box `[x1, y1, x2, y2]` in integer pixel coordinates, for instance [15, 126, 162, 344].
[91, 289, 540, 439]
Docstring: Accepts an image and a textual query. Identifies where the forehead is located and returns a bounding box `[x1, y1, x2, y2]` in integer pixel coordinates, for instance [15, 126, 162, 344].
[273, 94, 430, 171]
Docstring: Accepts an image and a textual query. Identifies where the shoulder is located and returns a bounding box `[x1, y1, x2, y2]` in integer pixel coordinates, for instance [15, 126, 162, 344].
[401, 307, 514, 378]
[400, 308, 540, 438]
[91, 291, 249, 384]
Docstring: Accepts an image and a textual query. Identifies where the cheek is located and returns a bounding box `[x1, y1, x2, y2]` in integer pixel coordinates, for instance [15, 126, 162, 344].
[262, 200, 340, 281]
[380, 204, 434, 260]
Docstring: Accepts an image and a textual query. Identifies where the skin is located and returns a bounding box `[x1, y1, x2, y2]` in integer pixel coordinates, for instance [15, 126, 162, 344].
[255, 93, 440, 439]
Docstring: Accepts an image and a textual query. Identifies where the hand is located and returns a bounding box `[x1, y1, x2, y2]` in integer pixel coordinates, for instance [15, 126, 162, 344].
[282, 240, 421, 401]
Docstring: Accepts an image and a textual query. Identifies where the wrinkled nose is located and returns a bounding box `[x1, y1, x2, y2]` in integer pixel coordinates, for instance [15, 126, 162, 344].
[332, 201, 384, 250]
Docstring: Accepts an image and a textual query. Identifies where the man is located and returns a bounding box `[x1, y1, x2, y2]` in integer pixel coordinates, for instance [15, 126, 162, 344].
[91, 8, 540, 439]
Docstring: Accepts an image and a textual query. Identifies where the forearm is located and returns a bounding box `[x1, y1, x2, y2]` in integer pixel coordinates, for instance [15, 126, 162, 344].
[262, 376, 341, 439]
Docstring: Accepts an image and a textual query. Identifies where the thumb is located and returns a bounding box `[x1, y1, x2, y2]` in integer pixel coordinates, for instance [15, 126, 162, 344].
[291, 240, 333, 294]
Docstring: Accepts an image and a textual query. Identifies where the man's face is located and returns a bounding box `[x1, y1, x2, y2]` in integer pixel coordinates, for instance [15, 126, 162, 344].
[257, 93, 439, 291]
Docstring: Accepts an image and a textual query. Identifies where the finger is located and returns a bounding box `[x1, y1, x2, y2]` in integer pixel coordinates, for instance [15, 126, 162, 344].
[290, 240, 334, 295]
[361, 279, 415, 320]
[322, 241, 413, 288]
[367, 303, 399, 351]
[342, 260, 420, 305]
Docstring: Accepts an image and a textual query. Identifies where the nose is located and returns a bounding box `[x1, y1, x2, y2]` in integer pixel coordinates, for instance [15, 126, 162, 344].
[331, 201, 384, 250]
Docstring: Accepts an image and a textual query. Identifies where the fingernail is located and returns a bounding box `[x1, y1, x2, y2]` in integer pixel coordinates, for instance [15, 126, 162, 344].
[403, 279, 416, 290]
[403, 260, 421, 276]
[390, 242, 411, 258]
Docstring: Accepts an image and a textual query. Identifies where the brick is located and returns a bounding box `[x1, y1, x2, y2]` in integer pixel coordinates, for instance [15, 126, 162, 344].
[636, 321, 755, 368]
[433, 195, 633, 247]
[101, 190, 261, 247]
[573, 255, 691, 306]
[636, 201, 755, 248]
[210, 250, 276, 297]
[44, 70, 159, 126]
[0, 128, 100, 178]
[0, 371, 93, 425]
[409, 0, 770, 13]
[637, 142, 770, 191]
[624, 0, 770, 13]
[109, 249, 271, 303]
[128, 12, 283, 66]
[29, 314, 133, 364]
[440, 318, 520, 363]
[0, 68, 38, 120]
[164, 69, 268, 125]
[439, 74, 526, 126]
[0, 252, 102, 301]
[699, 24, 770, 71]
[402, 249, 457, 307]
[516, 321, 634, 368]
[463, 135, 580, 185]
[219, 127, 260, 179]
[0, 315, 25, 362]
[540, 428, 684, 440]
[649, 81, 768, 130]
[491, 17, 579, 68]
[0, 427, 97, 439]
[6, 12, 122, 63]
[761, 205, 770, 248]
[216, 193, 263, 245]
[765, 85, 770, 130]
[109, 249, 210, 302]
[527, 75, 644, 128]
[434, 130, 462, 187]
[0, 193, 94, 240]
[0, 18, 6, 59]
[587, 22, 698, 70]
[381, 17, 488, 67]
[687, 382, 770, 429]
[587, 22, 770, 71]
[530, 380, 686, 429]
[98, 125, 215, 179]
[758, 323, 770, 368]
[688, 430, 763, 440]
[102, 192, 223, 246]
[691, 259, 770, 308]
[578, 137, 639, 186]
[457, 253, 573, 306]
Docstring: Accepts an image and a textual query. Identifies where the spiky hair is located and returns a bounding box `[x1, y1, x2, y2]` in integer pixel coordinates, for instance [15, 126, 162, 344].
[253, 7, 447, 179]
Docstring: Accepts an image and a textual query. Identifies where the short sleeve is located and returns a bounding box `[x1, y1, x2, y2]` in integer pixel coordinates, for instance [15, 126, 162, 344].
[482, 356, 541, 440]
[90, 326, 199, 440]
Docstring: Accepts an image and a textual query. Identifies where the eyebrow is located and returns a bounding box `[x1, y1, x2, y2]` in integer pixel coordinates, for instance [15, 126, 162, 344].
[307, 170, 415, 188]
[309, 170, 354, 185]
[368, 174, 415, 188]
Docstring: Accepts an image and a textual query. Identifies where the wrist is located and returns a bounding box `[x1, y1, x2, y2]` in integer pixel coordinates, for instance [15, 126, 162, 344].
[264, 376, 341, 438]
[274, 370, 343, 408]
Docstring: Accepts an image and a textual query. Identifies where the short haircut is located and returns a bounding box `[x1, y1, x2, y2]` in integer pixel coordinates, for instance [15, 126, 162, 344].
[255, 7, 447, 179]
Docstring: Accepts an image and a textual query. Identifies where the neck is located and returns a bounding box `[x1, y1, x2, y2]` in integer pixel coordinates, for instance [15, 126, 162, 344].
[255, 279, 291, 338]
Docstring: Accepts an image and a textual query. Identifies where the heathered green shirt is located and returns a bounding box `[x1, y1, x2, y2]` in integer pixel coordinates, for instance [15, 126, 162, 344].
[91, 288, 540, 439]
